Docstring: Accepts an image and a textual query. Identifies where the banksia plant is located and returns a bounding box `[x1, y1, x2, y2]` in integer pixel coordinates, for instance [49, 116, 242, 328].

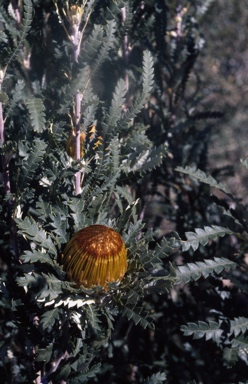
[2, 1, 246, 383]
[62, 224, 127, 288]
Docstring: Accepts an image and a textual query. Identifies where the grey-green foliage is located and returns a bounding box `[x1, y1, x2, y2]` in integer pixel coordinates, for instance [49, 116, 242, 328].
[176, 165, 230, 194]
[16, 216, 57, 256]
[1, 1, 247, 383]
[181, 225, 233, 252]
[118, 50, 154, 131]
[86, 17, 116, 77]
[79, 49, 166, 208]
[175, 257, 237, 284]
[181, 320, 223, 342]
[4, 80, 25, 120]
[25, 96, 46, 133]
[5, 0, 33, 69]
[0, 2, 179, 381]
[177, 161, 248, 369]
[144, 372, 167, 384]
[17, 138, 47, 195]
[196, 0, 217, 18]
[181, 317, 248, 367]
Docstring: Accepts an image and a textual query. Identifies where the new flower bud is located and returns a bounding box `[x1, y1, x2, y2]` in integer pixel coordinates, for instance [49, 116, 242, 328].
[66, 128, 85, 159]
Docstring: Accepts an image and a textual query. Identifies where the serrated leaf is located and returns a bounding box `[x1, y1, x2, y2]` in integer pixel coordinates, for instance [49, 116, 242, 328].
[18, 138, 47, 192]
[20, 250, 54, 265]
[16, 216, 57, 256]
[16, 272, 43, 288]
[40, 307, 60, 329]
[85, 304, 101, 331]
[182, 225, 233, 252]
[102, 79, 127, 136]
[118, 50, 154, 131]
[26, 96, 46, 133]
[50, 213, 68, 244]
[6, 0, 33, 68]
[181, 320, 223, 341]
[5, 79, 26, 119]
[223, 347, 239, 366]
[92, 19, 116, 74]
[70, 363, 101, 383]
[232, 335, 248, 349]
[175, 165, 229, 194]
[115, 185, 134, 205]
[123, 221, 144, 252]
[153, 236, 177, 260]
[122, 304, 151, 329]
[175, 257, 237, 284]
[130, 144, 168, 173]
[35, 199, 52, 222]
[230, 317, 248, 337]
[144, 372, 167, 384]
[142, 50, 154, 95]
[67, 197, 86, 232]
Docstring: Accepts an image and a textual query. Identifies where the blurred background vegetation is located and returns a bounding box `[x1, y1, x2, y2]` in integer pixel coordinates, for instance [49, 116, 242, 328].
[196, 0, 248, 201]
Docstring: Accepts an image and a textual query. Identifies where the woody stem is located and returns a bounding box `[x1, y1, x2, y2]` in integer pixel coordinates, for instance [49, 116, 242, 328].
[72, 23, 83, 195]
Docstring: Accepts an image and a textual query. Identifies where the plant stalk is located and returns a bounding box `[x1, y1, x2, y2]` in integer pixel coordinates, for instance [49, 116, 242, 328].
[72, 19, 83, 195]
[0, 71, 10, 195]
[121, 6, 130, 110]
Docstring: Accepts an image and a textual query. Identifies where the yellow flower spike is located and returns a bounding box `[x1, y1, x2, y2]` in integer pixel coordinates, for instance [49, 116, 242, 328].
[66, 128, 85, 160]
[62, 225, 127, 288]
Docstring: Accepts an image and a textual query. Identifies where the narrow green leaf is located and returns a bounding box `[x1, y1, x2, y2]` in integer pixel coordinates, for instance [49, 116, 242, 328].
[175, 165, 229, 194]
[223, 347, 239, 366]
[88, 19, 116, 80]
[122, 305, 151, 328]
[144, 372, 167, 384]
[85, 304, 101, 331]
[182, 225, 233, 252]
[176, 257, 237, 284]
[142, 50, 154, 95]
[70, 363, 101, 383]
[230, 317, 248, 337]
[40, 308, 60, 330]
[102, 79, 127, 136]
[181, 320, 223, 341]
[20, 250, 54, 265]
[6, 0, 33, 68]
[26, 96, 46, 133]
[16, 216, 57, 256]
[232, 335, 248, 348]
[18, 138, 47, 192]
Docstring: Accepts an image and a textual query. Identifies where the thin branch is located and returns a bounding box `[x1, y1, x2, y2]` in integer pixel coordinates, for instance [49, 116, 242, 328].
[0, 72, 19, 260]
[0, 70, 10, 194]
[121, 6, 130, 110]
[41, 351, 69, 383]
[121, 7, 129, 93]
[69, 4, 92, 195]
[75, 91, 83, 195]
[71, 14, 83, 195]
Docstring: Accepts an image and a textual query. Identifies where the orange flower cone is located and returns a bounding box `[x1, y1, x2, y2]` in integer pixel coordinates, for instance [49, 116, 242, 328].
[62, 225, 127, 288]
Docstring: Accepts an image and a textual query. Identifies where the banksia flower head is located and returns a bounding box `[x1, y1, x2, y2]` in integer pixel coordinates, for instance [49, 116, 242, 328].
[62, 225, 127, 288]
